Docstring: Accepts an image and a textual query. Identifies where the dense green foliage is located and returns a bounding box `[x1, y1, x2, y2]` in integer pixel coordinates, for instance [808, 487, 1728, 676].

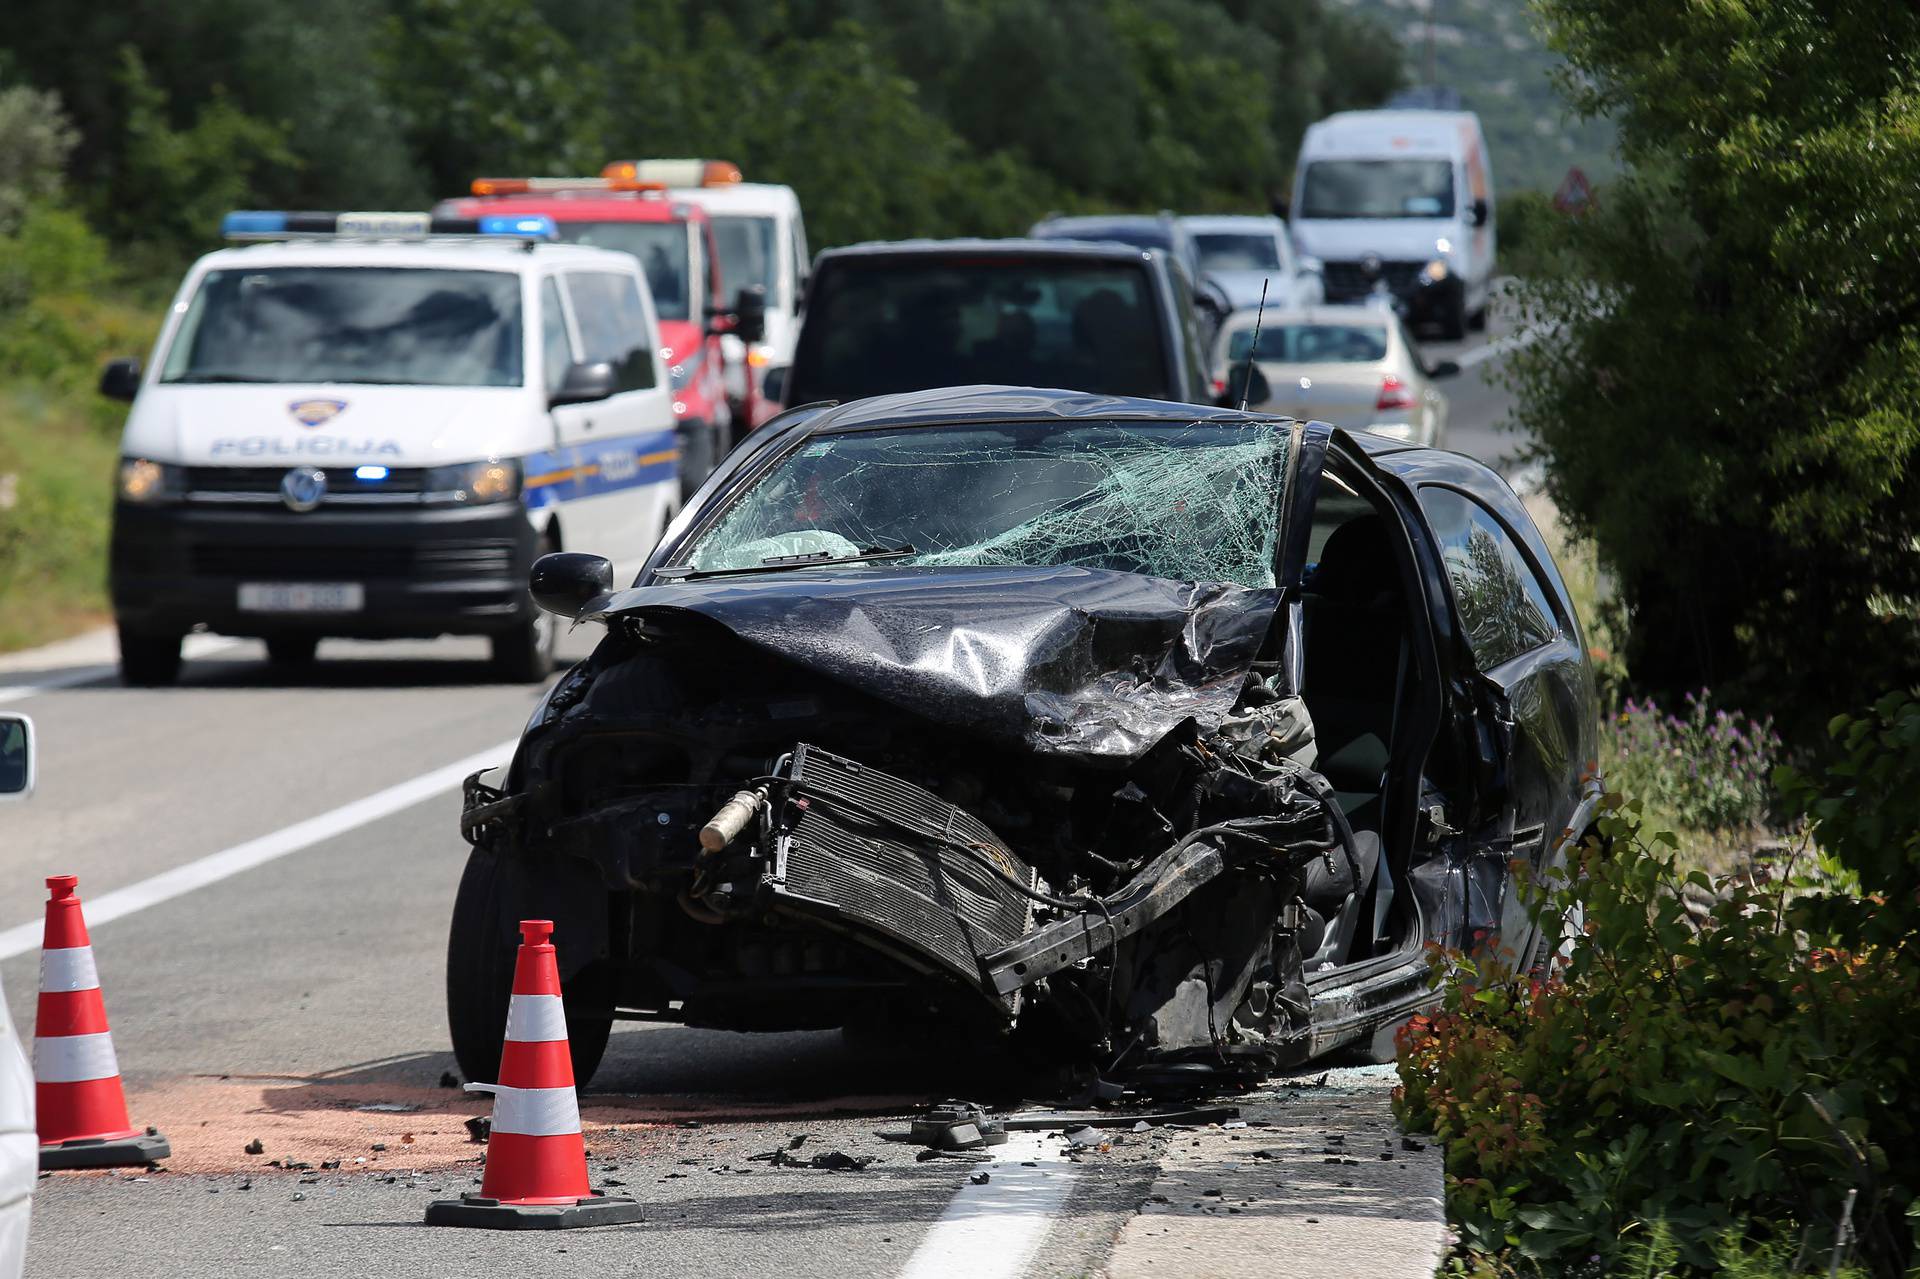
[1504, 0, 1920, 739]
[0, 0, 1404, 259]
[1397, 689, 1920, 1276]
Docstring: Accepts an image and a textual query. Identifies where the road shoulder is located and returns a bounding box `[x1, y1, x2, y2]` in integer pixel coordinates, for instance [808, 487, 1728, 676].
[1099, 1065, 1444, 1279]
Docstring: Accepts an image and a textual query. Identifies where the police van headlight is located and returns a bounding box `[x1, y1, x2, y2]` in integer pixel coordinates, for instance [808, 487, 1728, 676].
[1419, 258, 1451, 284]
[427, 459, 521, 503]
[117, 457, 184, 504]
[668, 352, 702, 391]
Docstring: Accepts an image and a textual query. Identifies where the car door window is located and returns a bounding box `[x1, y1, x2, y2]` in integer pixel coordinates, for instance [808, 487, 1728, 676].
[564, 272, 656, 392]
[1418, 486, 1559, 668]
[540, 277, 573, 398]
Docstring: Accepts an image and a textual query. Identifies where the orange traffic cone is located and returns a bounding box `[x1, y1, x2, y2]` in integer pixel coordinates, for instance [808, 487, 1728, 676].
[425, 919, 640, 1229]
[34, 875, 169, 1169]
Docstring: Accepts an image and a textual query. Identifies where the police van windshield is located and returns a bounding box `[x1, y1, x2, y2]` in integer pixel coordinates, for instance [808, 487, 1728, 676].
[1300, 160, 1456, 219]
[786, 258, 1171, 404]
[711, 216, 776, 300]
[160, 267, 524, 387]
[554, 222, 689, 320]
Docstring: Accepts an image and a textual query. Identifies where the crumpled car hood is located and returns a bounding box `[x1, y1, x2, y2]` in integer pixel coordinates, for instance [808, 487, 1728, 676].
[584, 565, 1279, 761]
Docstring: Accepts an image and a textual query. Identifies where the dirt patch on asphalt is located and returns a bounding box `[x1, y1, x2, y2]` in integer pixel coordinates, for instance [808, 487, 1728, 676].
[50, 1077, 922, 1178]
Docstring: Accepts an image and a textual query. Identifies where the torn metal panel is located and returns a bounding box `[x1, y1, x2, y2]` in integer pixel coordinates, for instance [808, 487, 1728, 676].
[585, 566, 1281, 761]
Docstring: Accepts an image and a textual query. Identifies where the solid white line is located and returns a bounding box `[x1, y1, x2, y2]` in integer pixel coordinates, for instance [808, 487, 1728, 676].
[0, 738, 516, 961]
[897, 1131, 1079, 1279]
[0, 635, 242, 705]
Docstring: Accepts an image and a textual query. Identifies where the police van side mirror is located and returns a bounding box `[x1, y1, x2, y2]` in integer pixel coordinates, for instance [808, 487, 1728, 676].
[1470, 198, 1490, 228]
[550, 361, 618, 408]
[0, 712, 36, 801]
[100, 358, 141, 402]
[530, 552, 614, 619]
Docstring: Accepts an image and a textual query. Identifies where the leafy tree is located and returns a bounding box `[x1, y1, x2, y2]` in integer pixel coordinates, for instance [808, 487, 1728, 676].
[1506, 0, 1920, 734]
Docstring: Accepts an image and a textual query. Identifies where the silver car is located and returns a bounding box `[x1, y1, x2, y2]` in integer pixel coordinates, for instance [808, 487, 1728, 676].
[1181, 214, 1325, 311]
[1212, 304, 1459, 448]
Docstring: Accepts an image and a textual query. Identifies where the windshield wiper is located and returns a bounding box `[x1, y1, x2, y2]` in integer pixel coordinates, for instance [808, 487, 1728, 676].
[654, 543, 917, 581]
[165, 372, 278, 384]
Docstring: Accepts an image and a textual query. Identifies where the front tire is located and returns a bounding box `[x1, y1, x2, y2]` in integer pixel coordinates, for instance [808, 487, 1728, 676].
[117, 626, 182, 686]
[446, 847, 613, 1086]
[490, 611, 555, 683]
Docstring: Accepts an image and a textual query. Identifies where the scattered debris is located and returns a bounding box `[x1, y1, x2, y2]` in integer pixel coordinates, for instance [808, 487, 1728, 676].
[878, 1101, 1008, 1152]
[243, 1139, 264, 1156]
[464, 1116, 491, 1144]
[970, 1171, 991, 1185]
[356, 1103, 418, 1113]
[749, 1147, 875, 1171]
[438, 1071, 460, 1089]
[370, 1143, 387, 1152]
[319, 1160, 340, 1170]
[1400, 1136, 1426, 1152]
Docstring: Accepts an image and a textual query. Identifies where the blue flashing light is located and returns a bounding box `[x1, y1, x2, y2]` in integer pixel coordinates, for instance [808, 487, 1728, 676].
[222, 211, 289, 237]
[477, 213, 557, 240]
[354, 464, 390, 481]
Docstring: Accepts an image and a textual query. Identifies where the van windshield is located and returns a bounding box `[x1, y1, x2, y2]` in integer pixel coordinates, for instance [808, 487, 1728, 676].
[711, 215, 777, 301]
[786, 258, 1171, 403]
[160, 267, 523, 387]
[1300, 160, 1456, 219]
[554, 221, 690, 319]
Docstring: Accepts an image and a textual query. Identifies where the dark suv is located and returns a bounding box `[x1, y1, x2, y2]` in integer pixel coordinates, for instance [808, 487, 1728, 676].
[774, 239, 1218, 409]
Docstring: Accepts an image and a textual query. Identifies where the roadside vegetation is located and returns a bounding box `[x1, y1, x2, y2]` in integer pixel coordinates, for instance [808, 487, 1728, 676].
[1404, 0, 1920, 1273]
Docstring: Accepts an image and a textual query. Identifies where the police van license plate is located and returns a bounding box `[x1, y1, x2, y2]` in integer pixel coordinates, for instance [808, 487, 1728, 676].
[237, 583, 364, 613]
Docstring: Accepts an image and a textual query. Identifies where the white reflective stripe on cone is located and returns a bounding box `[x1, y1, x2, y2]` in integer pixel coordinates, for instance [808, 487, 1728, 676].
[38, 947, 99, 993]
[33, 1032, 120, 1084]
[503, 993, 567, 1044]
[488, 1084, 581, 1138]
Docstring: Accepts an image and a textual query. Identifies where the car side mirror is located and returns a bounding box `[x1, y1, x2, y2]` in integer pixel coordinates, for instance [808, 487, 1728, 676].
[1296, 255, 1323, 278]
[529, 551, 614, 618]
[1219, 360, 1270, 409]
[731, 286, 767, 345]
[0, 712, 35, 801]
[549, 361, 618, 408]
[760, 365, 788, 405]
[100, 357, 141, 402]
[1428, 359, 1461, 380]
[1470, 198, 1489, 228]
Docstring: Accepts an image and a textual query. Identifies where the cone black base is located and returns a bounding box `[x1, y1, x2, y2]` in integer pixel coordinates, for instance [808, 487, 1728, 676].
[424, 1190, 644, 1230]
[39, 1127, 171, 1171]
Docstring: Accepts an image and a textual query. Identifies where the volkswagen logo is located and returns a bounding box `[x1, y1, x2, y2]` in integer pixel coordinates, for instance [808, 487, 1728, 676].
[280, 467, 328, 512]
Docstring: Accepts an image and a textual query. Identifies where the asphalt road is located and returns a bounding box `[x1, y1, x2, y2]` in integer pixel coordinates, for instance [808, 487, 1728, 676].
[0, 312, 1520, 1278]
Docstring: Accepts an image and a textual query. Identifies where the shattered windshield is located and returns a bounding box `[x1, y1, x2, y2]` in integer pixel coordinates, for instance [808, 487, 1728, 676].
[679, 419, 1293, 588]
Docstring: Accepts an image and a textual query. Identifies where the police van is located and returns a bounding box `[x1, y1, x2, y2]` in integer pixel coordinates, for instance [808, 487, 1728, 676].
[99, 210, 678, 685]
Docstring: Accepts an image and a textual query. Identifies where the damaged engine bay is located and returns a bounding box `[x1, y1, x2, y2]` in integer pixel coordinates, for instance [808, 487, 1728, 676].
[464, 558, 1389, 1085]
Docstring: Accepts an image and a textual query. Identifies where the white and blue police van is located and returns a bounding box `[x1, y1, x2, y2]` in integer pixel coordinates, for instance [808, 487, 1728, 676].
[100, 210, 680, 684]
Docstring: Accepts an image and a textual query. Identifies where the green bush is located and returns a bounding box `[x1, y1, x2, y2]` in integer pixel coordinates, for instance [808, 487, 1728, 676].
[1396, 692, 1920, 1276]
[1602, 691, 1781, 857]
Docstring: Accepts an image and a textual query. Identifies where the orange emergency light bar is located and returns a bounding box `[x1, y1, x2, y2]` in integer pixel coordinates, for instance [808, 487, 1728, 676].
[469, 176, 665, 197]
[601, 159, 743, 188]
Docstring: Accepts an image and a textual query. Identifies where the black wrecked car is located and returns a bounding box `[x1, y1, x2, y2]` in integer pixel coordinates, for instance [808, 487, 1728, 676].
[449, 387, 1602, 1089]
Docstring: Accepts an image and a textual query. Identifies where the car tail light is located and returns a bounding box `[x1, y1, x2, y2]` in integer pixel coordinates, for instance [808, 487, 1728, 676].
[1376, 376, 1417, 411]
[1211, 377, 1226, 396]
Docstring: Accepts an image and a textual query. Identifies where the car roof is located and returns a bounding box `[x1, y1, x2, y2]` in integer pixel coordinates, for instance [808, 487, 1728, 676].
[189, 238, 635, 274]
[1031, 215, 1181, 246]
[1179, 214, 1284, 235]
[815, 237, 1164, 265]
[787, 385, 1290, 434]
[1220, 304, 1398, 332]
[443, 193, 704, 224]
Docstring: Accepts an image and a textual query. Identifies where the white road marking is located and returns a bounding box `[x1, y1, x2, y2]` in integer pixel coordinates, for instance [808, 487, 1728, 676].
[0, 738, 516, 961]
[897, 1131, 1079, 1279]
[0, 635, 242, 705]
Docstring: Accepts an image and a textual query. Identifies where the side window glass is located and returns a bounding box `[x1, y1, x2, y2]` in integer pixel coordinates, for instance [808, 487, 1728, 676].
[565, 272, 656, 392]
[1165, 264, 1209, 401]
[541, 278, 572, 398]
[790, 217, 809, 304]
[1418, 486, 1559, 668]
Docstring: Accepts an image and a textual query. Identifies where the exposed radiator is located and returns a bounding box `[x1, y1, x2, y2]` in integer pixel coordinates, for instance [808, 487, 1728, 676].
[770, 743, 1037, 1010]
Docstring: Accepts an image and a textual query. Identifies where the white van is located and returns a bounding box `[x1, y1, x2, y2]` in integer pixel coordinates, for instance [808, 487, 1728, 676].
[99, 211, 676, 685]
[1288, 110, 1495, 339]
[616, 161, 810, 428]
